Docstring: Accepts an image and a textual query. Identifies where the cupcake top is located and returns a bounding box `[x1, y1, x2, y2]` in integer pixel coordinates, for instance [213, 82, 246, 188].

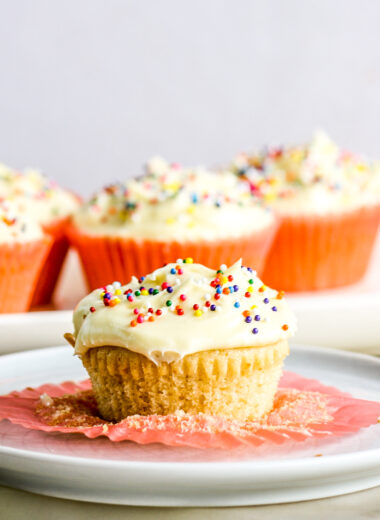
[231, 132, 380, 215]
[0, 201, 44, 243]
[0, 164, 79, 225]
[72, 157, 274, 241]
[73, 258, 296, 363]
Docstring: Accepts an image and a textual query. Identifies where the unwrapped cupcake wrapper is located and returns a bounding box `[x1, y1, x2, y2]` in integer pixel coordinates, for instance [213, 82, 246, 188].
[67, 221, 277, 290]
[81, 342, 289, 422]
[1, 372, 379, 450]
[0, 237, 52, 313]
[262, 204, 380, 291]
[31, 217, 70, 306]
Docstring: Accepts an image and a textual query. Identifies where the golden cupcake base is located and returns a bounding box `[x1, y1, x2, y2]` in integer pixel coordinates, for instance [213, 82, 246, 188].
[81, 340, 289, 422]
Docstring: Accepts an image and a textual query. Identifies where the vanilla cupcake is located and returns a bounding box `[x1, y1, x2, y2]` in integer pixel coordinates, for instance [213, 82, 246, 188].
[232, 132, 380, 291]
[0, 164, 79, 305]
[68, 158, 276, 291]
[69, 259, 296, 422]
[0, 201, 51, 313]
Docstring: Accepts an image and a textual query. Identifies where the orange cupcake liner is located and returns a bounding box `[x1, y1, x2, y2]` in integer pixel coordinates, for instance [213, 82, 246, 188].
[262, 204, 380, 292]
[0, 237, 52, 313]
[31, 217, 71, 306]
[67, 221, 277, 290]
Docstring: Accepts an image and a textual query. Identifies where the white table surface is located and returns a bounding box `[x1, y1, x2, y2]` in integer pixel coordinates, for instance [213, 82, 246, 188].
[1, 484, 379, 519]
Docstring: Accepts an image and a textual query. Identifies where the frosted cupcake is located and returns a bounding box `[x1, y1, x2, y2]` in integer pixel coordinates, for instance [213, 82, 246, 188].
[231, 132, 380, 291]
[0, 201, 51, 313]
[69, 259, 296, 422]
[0, 164, 79, 305]
[68, 158, 276, 291]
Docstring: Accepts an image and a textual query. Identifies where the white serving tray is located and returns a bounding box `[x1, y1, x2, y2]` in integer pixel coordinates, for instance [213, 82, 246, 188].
[1, 344, 379, 506]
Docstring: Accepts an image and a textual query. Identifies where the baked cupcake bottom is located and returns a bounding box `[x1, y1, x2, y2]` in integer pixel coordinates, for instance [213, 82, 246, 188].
[0, 238, 51, 313]
[81, 340, 289, 422]
[31, 217, 70, 306]
[262, 203, 380, 291]
[67, 222, 277, 291]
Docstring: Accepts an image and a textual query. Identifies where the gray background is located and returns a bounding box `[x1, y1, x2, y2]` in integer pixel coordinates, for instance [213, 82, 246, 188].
[0, 0, 379, 196]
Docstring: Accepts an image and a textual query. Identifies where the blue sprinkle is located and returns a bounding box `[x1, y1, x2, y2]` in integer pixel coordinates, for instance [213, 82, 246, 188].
[263, 298, 270, 304]
[191, 193, 198, 204]
[170, 268, 176, 274]
[216, 287, 222, 294]
[234, 302, 240, 308]
[247, 267, 253, 273]
[148, 288, 154, 295]
[254, 315, 261, 321]
[104, 292, 111, 299]
[272, 306, 277, 312]
[252, 328, 259, 334]
[210, 304, 216, 311]
[233, 285, 239, 292]
[167, 287, 174, 293]
[245, 316, 252, 323]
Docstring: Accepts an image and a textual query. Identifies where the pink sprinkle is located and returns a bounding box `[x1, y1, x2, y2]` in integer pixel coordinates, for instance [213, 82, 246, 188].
[133, 308, 139, 315]
[137, 315, 144, 324]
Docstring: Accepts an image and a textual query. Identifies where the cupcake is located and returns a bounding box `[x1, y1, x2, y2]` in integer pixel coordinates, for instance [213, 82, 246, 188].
[0, 201, 51, 313]
[69, 259, 296, 422]
[0, 164, 80, 305]
[68, 158, 276, 291]
[231, 132, 380, 291]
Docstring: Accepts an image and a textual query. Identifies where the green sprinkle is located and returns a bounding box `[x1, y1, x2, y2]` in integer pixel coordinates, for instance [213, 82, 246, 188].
[134, 290, 141, 297]
[248, 279, 254, 285]
[153, 289, 159, 295]
[166, 300, 172, 307]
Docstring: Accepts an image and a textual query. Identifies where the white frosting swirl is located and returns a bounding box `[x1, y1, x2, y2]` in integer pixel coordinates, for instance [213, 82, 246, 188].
[0, 164, 79, 225]
[0, 201, 44, 243]
[73, 259, 296, 363]
[232, 131, 380, 215]
[73, 158, 274, 241]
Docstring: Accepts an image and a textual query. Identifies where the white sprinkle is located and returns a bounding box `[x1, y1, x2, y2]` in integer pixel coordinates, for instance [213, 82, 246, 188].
[39, 393, 53, 407]
[176, 259, 182, 263]
[220, 264, 227, 271]
[204, 293, 211, 300]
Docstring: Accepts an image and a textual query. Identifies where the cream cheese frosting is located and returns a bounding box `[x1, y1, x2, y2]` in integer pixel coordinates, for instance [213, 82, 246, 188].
[73, 259, 296, 363]
[72, 157, 274, 241]
[0, 201, 44, 243]
[231, 131, 380, 215]
[0, 164, 79, 225]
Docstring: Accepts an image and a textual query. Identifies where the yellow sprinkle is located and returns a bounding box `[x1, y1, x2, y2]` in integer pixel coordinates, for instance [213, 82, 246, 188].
[164, 182, 181, 191]
[264, 192, 277, 203]
[250, 304, 257, 309]
[194, 309, 203, 317]
[356, 163, 367, 172]
[221, 276, 228, 284]
[185, 257, 194, 264]
[114, 289, 122, 295]
[187, 206, 196, 214]
[247, 286, 253, 293]
[166, 218, 176, 225]
[141, 289, 149, 296]
[114, 297, 121, 304]
[100, 292, 105, 298]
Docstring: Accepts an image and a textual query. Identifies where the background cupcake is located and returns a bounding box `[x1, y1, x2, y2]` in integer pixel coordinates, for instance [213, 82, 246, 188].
[71, 259, 296, 421]
[0, 201, 51, 313]
[0, 164, 80, 305]
[231, 132, 380, 291]
[69, 158, 276, 291]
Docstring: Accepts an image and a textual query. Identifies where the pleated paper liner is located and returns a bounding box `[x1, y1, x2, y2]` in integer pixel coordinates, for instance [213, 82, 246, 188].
[1, 372, 379, 449]
[262, 204, 380, 292]
[67, 221, 277, 291]
[31, 217, 71, 306]
[0, 237, 52, 313]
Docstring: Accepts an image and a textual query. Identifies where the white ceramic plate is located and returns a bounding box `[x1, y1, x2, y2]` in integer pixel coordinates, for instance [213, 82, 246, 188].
[1, 244, 380, 356]
[0, 345, 379, 506]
